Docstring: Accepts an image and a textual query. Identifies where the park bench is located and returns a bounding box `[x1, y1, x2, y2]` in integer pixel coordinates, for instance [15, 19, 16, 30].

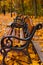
[0, 15, 43, 65]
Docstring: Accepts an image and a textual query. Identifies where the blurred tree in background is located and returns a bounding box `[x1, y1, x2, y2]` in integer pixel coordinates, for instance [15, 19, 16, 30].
[0, 0, 43, 16]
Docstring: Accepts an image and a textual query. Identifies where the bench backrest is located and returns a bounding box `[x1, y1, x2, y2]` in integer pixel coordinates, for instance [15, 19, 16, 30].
[24, 16, 34, 33]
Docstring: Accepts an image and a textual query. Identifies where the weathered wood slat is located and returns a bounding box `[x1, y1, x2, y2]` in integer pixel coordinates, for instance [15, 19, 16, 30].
[14, 28, 20, 45]
[32, 41, 43, 63]
[20, 28, 24, 45]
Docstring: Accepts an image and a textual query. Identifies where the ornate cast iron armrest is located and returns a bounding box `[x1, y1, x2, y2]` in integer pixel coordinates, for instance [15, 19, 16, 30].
[0, 23, 42, 50]
[1, 23, 42, 41]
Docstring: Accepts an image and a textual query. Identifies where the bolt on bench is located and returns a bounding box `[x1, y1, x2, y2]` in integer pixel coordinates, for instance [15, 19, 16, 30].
[0, 15, 43, 65]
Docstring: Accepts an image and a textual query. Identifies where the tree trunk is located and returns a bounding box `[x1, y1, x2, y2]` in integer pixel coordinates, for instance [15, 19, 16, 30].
[32, 0, 37, 18]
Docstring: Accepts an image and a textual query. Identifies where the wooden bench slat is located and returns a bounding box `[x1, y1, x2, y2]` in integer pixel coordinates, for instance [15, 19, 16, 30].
[20, 28, 24, 45]
[14, 28, 20, 45]
[32, 41, 43, 63]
